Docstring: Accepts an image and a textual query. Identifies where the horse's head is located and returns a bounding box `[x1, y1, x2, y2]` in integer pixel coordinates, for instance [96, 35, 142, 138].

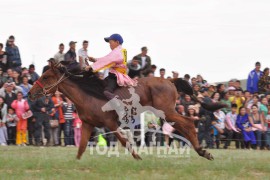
[28, 59, 67, 100]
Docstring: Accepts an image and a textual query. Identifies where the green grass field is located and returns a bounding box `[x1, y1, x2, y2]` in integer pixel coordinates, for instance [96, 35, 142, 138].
[0, 146, 269, 180]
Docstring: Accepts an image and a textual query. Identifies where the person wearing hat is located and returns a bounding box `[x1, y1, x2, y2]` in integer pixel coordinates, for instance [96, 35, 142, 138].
[85, 34, 137, 100]
[64, 41, 81, 73]
[247, 62, 263, 94]
[198, 87, 214, 148]
[135, 46, 152, 77]
[42, 58, 54, 74]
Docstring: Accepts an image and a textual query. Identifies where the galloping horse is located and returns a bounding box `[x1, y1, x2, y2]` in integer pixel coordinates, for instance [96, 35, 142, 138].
[29, 60, 224, 160]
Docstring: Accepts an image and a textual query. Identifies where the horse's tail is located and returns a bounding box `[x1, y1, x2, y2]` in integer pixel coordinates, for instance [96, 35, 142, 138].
[170, 78, 227, 112]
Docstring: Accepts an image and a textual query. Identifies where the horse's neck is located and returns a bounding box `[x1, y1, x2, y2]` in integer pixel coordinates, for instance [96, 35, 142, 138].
[58, 79, 92, 108]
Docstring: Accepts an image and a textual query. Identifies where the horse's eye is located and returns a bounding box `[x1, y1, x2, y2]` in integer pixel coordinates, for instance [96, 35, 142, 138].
[43, 76, 48, 80]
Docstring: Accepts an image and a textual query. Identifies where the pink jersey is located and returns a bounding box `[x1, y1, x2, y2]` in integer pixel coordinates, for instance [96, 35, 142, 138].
[91, 45, 137, 87]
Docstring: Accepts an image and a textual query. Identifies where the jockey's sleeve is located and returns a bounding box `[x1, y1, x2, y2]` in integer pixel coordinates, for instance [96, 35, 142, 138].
[91, 48, 123, 72]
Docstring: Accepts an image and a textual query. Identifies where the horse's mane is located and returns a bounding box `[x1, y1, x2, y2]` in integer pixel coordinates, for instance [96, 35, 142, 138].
[68, 72, 107, 100]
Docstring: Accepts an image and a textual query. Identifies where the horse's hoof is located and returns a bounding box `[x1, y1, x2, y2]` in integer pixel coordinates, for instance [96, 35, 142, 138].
[133, 154, 142, 160]
[76, 155, 81, 160]
[204, 151, 214, 161]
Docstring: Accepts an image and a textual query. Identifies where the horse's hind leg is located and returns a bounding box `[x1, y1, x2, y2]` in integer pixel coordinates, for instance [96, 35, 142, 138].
[166, 113, 214, 160]
[77, 121, 93, 160]
[106, 121, 142, 160]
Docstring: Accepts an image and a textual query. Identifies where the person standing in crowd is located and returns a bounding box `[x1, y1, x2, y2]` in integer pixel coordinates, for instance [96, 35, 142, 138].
[151, 64, 157, 75]
[220, 91, 232, 114]
[54, 43, 65, 63]
[246, 95, 261, 113]
[0, 97, 8, 146]
[186, 105, 200, 132]
[136, 47, 151, 77]
[207, 84, 217, 97]
[260, 97, 269, 117]
[248, 104, 266, 150]
[159, 68, 166, 79]
[247, 62, 263, 94]
[11, 92, 30, 146]
[65, 41, 76, 62]
[32, 96, 54, 146]
[127, 56, 141, 78]
[5, 36, 22, 70]
[78, 40, 91, 70]
[0, 82, 21, 109]
[12, 70, 21, 86]
[172, 71, 179, 79]
[212, 109, 225, 149]
[224, 104, 242, 149]
[236, 107, 256, 149]
[73, 111, 82, 147]
[184, 74, 191, 83]
[20, 76, 32, 99]
[0, 68, 8, 87]
[27, 98, 35, 146]
[234, 80, 243, 92]
[64, 41, 81, 72]
[52, 91, 65, 146]
[193, 84, 200, 96]
[216, 84, 226, 94]
[63, 97, 75, 146]
[162, 121, 175, 148]
[198, 87, 214, 148]
[42, 58, 54, 74]
[211, 92, 220, 103]
[258, 67, 270, 94]
[229, 89, 245, 113]
[28, 64, 40, 85]
[144, 111, 161, 146]
[181, 94, 195, 113]
[196, 74, 207, 86]
[6, 107, 18, 145]
[0, 43, 8, 72]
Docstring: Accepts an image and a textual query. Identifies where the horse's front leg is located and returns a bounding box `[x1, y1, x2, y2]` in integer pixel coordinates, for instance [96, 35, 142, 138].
[77, 121, 93, 160]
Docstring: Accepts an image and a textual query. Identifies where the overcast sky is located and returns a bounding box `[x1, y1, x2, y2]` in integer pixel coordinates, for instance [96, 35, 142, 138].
[1, 0, 270, 82]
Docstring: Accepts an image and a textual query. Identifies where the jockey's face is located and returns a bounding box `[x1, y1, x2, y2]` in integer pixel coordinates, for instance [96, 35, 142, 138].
[109, 40, 120, 50]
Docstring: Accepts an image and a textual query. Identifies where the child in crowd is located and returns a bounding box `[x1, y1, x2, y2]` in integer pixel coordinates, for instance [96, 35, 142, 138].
[6, 107, 18, 145]
[73, 112, 82, 147]
[11, 92, 30, 146]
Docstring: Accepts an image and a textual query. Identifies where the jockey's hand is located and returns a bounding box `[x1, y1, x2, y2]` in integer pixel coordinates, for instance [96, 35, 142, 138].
[85, 65, 92, 71]
[88, 57, 96, 62]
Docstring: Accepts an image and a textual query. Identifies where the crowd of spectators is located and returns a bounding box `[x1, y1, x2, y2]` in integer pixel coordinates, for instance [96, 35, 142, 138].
[0, 35, 269, 151]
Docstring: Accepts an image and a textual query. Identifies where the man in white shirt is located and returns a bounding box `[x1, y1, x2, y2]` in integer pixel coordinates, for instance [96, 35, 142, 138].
[136, 46, 152, 77]
[54, 43, 65, 63]
[78, 40, 91, 69]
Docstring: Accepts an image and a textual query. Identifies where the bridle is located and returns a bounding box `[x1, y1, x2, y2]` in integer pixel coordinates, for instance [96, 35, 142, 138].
[35, 73, 69, 96]
[34, 62, 70, 97]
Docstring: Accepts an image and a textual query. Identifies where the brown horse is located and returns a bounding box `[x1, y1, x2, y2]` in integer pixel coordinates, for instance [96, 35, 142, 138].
[29, 60, 224, 160]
